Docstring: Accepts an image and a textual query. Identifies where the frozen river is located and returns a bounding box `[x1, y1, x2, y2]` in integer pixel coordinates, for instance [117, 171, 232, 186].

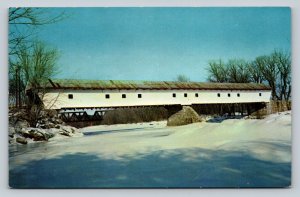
[9, 112, 292, 188]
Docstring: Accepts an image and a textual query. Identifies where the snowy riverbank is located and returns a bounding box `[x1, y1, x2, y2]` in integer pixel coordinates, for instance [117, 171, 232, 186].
[9, 109, 83, 145]
[9, 111, 291, 188]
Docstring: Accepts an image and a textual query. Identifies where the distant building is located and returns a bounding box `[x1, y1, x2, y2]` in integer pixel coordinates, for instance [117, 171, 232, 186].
[29, 79, 272, 110]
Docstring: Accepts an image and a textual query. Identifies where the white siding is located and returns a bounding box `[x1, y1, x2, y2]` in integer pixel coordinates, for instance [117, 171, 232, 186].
[42, 89, 271, 109]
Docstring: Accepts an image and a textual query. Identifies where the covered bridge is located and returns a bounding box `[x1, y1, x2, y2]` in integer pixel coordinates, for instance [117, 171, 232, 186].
[30, 79, 271, 110]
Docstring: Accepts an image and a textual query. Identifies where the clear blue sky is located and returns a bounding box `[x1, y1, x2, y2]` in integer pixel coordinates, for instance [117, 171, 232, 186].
[37, 7, 291, 82]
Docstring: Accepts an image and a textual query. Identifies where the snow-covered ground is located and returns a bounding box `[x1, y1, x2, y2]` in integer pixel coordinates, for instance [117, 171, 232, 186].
[9, 111, 291, 188]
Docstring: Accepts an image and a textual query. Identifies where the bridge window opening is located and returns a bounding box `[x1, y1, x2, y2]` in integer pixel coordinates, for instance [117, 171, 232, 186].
[138, 94, 142, 98]
[237, 93, 240, 97]
[228, 93, 231, 97]
[217, 93, 221, 97]
[184, 93, 187, 97]
[122, 94, 126, 98]
[259, 93, 262, 96]
[105, 94, 110, 99]
[195, 93, 198, 97]
[68, 94, 73, 99]
[173, 93, 176, 98]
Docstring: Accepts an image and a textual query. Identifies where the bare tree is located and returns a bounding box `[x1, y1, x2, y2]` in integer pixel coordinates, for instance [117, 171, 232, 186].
[176, 74, 190, 82]
[272, 50, 291, 101]
[12, 41, 59, 105]
[227, 59, 251, 83]
[10, 41, 59, 126]
[9, 8, 65, 55]
[207, 59, 228, 82]
[248, 57, 265, 84]
[9, 8, 65, 107]
[27, 43, 58, 87]
[257, 55, 279, 100]
[205, 50, 291, 106]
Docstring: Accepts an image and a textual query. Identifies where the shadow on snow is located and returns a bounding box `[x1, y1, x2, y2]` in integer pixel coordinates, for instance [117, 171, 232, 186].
[9, 147, 291, 189]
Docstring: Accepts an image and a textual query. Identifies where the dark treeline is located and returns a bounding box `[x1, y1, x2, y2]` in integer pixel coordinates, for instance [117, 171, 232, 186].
[207, 50, 291, 102]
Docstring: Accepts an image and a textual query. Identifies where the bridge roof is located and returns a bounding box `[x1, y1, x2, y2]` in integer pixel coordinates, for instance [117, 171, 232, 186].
[38, 79, 271, 91]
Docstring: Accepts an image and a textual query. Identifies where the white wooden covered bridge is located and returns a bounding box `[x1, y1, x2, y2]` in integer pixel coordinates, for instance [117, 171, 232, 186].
[28, 79, 272, 122]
